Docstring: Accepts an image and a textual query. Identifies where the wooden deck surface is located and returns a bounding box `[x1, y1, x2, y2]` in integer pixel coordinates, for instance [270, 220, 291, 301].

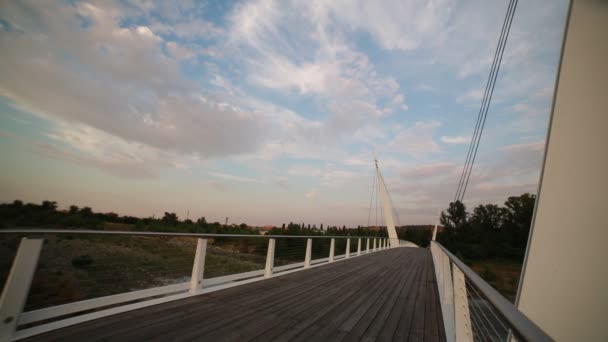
[25, 247, 445, 342]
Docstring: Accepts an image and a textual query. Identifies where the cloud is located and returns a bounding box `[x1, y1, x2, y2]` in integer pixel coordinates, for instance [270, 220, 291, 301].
[305, 188, 318, 199]
[400, 162, 457, 179]
[0, 1, 270, 158]
[512, 103, 547, 117]
[416, 84, 434, 91]
[440, 136, 468, 144]
[208, 180, 227, 191]
[1, 128, 173, 179]
[208, 172, 264, 184]
[226, 0, 408, 140]
[317, 0, 455, 51]
[457, 88, 484, 104]
[389, 121, 441, 157]
[275, 177, 289, 190]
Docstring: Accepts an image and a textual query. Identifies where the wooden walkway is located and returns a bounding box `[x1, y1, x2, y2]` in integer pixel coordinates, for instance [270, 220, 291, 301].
[26, 248, 445, 342]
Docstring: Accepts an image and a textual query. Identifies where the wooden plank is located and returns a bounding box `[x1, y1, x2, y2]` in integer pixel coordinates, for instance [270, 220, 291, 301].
[23, 248, 445, 342]
[271, 254, 401, 341]
[392, 252, 426, 341]
[363, 252, 423, 341]
[425, 252, 442, 342]
[299, 256, 406, 341]
[408, 251, 430, 341]
[375, 252, 425, 341]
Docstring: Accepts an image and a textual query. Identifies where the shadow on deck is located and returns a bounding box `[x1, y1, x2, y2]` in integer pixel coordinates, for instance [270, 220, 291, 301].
[25, 248, 445, 342]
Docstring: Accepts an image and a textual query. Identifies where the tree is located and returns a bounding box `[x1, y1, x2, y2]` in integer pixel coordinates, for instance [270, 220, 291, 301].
[469, 204, 506, 232]
[69, 205, 79, 214]
[502, 193, 536, 257]
[162, 212, 179, 225]
[503, 193, 536, 232]
[440, 201, 468, 230]
[41, 200, 57, 211]
[320, 223, 324, 231]
[79, 207, 93, 216]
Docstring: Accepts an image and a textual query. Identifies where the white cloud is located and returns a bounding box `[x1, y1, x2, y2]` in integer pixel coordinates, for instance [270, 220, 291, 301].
[457, 88, 484, 104]
[275, 177, 289, 190]
[288, 166, 322, 177]
[208, 172, 264, 184]
[305, 188, 318, 199]
[317, 0, 455, 51]
[400, 162, 457, 179]
[390, 121, 442, 157]
[166, 41, 196, 60]
[512, 103, 547, 117]
[0, 1, 272, 159]
[226, 0, 408, 139]
[440, 136, 468, 144]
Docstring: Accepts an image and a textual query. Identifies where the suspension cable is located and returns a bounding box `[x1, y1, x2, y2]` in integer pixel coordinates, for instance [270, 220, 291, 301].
[454, 0, 518, 202]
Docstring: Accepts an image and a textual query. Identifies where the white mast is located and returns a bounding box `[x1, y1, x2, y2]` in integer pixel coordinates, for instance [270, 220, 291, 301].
[375, 158, 399, 247]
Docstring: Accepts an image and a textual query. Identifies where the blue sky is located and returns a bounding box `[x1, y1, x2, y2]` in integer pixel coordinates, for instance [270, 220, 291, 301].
[0, 0, 569, 226]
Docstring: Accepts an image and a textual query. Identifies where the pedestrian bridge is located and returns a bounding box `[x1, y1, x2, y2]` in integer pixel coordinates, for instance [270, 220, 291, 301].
[0, 230, 550, 342]
[25, 247, 442, 342]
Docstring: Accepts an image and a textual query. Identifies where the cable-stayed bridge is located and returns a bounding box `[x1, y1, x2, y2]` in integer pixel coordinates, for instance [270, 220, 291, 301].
[1, 1, 607, 341]
[0, 161, 546, 342]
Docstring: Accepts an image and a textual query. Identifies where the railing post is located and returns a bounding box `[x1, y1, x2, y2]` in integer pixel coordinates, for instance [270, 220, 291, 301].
[329, 238, 335, 262]
[264, 238, 276, 278]
[432, 243, 455, 342]
[0, 238, 43, 340]
[373, 238, 377, 251]
[190, 238, 207, 293]
[453, 265, 473, 342]
[366, 238, 370, 253]
[345, 238, 350, 258]
[304, 238, 312, 268]
[357, 238, 361, 255]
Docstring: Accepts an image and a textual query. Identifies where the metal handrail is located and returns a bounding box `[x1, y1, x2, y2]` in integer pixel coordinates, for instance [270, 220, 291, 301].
[0, 228, 393, 240]
[432, 241, 553, 342]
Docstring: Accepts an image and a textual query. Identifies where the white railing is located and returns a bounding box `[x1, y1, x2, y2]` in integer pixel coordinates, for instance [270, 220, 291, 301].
[0, 230, 413, 341]
[430, 241, 552, 342]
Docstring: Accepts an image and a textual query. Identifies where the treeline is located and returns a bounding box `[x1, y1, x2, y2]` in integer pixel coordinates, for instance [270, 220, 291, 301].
[268, 222, 387, 237]
[0, 200, 388, 238]
[436, 193, 536, 262]
[0, 200, 257, 234]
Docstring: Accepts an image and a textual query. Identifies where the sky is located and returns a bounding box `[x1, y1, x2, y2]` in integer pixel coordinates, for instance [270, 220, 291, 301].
[0, 0, 569, 227]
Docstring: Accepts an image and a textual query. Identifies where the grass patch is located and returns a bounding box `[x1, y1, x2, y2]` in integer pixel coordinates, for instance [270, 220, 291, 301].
[471, 259, 522, 302]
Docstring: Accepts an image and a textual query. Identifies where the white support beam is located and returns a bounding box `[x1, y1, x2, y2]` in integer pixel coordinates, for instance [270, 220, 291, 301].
[442, 250, 455, 342]
[345, 239, 350, 258]
[430, 243, 455, 342]
[453, 266, 473, 342]
[0, 238, 43, 340]
[304, 238, 312, 268]
[373, 238, 377, 251]
[515, 2, 608, 340]
[264, 239, 276, 278]
[357, 238, 361, 256]
[366, 238, 370, 253]
[375, 162, 399, 247]
[329, 238, 335, 262]
[189, 238, 207, 293]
